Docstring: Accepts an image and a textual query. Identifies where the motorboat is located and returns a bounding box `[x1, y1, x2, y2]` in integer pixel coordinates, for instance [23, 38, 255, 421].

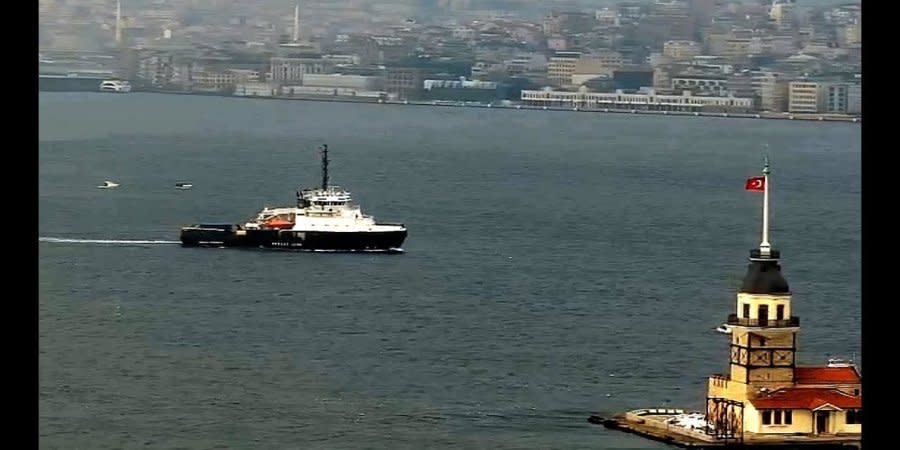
[827, 357, 855, 368]
[98, 180, 120, 189]
[175, 182, 193, 190]
[715, 324, 733, 334]
[99, 80, 132, 93]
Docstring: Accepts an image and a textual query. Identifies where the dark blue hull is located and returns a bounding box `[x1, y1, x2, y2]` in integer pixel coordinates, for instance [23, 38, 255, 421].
[180, 225, 407, 252]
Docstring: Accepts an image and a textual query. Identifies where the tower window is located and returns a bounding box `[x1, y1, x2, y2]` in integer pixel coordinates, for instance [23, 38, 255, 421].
[743, 303, 750, 318]
[758, 304, 769, 325]
[776, 304, 785, 321]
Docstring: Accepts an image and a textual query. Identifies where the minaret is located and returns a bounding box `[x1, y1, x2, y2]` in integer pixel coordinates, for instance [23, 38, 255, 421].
[292, 2, 301, 42]
[115, 0, 123, 45]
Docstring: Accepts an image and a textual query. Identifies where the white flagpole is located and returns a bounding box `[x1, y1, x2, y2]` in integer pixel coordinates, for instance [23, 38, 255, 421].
[760, 156, 771, 256]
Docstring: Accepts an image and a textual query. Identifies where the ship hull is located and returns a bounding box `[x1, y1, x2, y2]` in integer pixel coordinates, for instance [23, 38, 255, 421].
[180, 225, 407, 252]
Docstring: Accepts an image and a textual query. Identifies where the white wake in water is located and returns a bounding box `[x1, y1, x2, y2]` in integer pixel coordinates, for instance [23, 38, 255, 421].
[39, 237, 180, 245]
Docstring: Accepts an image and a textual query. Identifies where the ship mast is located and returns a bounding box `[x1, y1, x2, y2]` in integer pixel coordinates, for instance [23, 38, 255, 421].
[320, 144, 329, 190]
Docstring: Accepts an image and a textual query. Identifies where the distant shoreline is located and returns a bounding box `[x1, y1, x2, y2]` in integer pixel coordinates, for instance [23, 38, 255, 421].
[42, 88, 862, 124]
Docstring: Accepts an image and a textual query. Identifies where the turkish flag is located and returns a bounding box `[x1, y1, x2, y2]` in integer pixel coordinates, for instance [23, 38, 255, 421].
[745, 176, 765, 192]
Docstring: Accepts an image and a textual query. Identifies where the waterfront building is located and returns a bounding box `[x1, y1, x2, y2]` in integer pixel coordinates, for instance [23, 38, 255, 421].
[788, 81, 825, 113]
[847, 83, 861, 115]
[233, 82, 277, 97]
[826, 84, 849, 114]
[385, 67, 424, 100]
[520, 88, 753, 112]
[759, 78, 789, 113]
[422, 77, 500, 102]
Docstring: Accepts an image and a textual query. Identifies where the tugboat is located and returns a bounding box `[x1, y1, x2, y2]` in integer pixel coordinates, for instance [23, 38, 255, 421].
[179, 144, 407, 252]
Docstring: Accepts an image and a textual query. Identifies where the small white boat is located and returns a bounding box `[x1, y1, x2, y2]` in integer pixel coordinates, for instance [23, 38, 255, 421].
[98, 180, 120, 189]
[715, 324, 733, 334]
[99, 80, 132, 93]
[827, 357, 854, 368]
[174, 182, 193, 190]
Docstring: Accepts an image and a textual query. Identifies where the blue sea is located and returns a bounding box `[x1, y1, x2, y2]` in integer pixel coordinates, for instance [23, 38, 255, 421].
[39, 93, 860, 449]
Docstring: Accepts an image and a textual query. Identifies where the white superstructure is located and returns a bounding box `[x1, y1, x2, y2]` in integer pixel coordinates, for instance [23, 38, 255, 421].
[242, 186, 404, 233]
[237, 144, 405, 235]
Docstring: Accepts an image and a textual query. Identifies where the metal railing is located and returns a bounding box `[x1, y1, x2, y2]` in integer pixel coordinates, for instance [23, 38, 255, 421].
[727, 314, 799, 327]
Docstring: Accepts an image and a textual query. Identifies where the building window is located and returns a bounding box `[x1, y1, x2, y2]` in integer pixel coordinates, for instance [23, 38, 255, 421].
[846, 409, 862, 424]
[762, 410, 792, 425]
[743, 303, 750, 318]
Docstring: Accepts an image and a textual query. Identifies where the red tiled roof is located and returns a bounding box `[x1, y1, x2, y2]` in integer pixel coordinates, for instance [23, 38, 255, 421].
[751, 388, 861, 410]
[794, 366, 861, 384]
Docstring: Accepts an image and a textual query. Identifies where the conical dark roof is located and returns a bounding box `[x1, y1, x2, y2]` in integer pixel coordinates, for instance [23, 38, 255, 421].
[740, 249, 790, 294]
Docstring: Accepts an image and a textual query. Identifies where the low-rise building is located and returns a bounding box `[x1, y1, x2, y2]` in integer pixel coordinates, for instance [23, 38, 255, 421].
[302, 74, 383, 90]
[520, 88, 753, 112]
[233, 82, 277, 97]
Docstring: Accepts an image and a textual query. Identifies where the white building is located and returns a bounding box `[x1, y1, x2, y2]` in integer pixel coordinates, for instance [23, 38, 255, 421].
[520, 88, 753, 112]
[302, 74, 383, 90]
[234, 82, 277, 97]
[270, 57, 332, 84]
